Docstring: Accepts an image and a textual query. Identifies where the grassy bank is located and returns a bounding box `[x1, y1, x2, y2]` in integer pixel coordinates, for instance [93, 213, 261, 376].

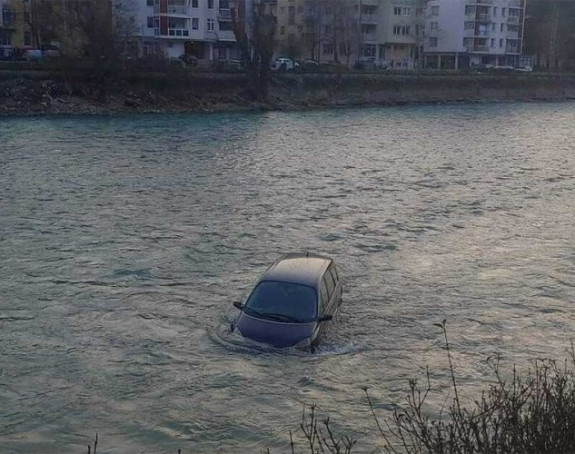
[1, 69, 575, 116]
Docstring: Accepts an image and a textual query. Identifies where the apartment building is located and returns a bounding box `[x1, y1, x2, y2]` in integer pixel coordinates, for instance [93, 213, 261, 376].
[421, 0, 527, 69]
[133, 0, 242, 61]
[0, 0, 30, 54]
[1, 0, 115, 59]
[274, 0, 418, 68]
[377, 0, 417, 69]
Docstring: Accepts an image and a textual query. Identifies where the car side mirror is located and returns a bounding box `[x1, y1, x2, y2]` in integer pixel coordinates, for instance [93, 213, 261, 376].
[318, 314, 333, 323]
[233, 301, 244, 310]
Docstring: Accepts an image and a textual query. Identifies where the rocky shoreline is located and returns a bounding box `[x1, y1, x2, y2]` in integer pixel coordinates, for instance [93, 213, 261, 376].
[1, 71, 575, 117]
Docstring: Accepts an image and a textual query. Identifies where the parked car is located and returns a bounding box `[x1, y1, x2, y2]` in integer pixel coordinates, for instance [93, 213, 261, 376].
[231, 253, 343, 351]
[515, 65, 533, 73]
[297, 59, 319, 73]
[271, 57, 298, 72]
[178, 53, 198, 67]
[24, 49, 44, 61]
[472, 63, 495, 73]
[41, 45, 61, 59]
[354, 57, 388, 71]
[0, 47, 14, 61]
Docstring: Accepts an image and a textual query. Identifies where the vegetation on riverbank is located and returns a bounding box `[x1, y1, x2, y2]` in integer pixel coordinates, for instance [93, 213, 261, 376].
[81, 321, 575, 453]
[2, 68, 575, 117]
[285, 321, 575, 454]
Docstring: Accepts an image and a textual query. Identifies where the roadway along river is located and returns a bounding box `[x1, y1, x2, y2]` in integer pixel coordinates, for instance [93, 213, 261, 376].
[1, 102, 575, 453]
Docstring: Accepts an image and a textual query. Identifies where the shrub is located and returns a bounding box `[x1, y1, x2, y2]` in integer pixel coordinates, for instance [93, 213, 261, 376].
[367, 321, 575, 454]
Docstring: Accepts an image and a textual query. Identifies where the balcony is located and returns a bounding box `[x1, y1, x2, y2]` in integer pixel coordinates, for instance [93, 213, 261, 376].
[154, 4, 189, 15]
[507, 30, 519, 39]
[154, 27, 190, 38]
[507, 15, 520, 24]
[473, 45, 491, 52]
[464, 29, 491, 38]
[361, 13, 378, 23]
[218, 8, 232, 21]
[477, 13, 492, 21]
[508, 0, 522, 8]
[362, 33, 378, 43]
[506, 45, 519, 54]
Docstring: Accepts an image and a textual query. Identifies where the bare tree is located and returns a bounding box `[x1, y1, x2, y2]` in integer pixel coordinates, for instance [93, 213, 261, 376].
[231, 0, 277, 100]
[302, 0, 358, 67]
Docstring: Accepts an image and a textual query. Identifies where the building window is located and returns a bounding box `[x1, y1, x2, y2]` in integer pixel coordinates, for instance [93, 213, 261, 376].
[207, 18, 215, 30]
[431, 6, 439, 16]
[465, 5, 475, 15]
[288, 6, 295, 25]
[24, 31, 31, 46]
[501, 23, 505, 32]
[393, 25, 410, 35]
[429, 37, 438, 47]
[430, 21, 439, 31]
[0, 31, 11, 46]
[2, 8, 15, 25]
[192, 17, 199, 29]
[493, 6, 497, 16]
[219, 21, 232, 31]
[502, 8, 506, 17]
[491, 38, 495, 47]
[147, 16, 154, 28]
[146, 0, 154, 6]
[394, 6, 411, 15]
[361, 44, 376, 57]
[500, 38, 504, 47]
[322, 43, 333, 55]
[464, 21, 474, 30]
[192, 0, 198, 7]
[208, 0, 214, 8]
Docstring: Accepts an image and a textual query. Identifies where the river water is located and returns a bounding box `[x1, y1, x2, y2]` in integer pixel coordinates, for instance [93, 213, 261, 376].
[1, 102, 575, 453]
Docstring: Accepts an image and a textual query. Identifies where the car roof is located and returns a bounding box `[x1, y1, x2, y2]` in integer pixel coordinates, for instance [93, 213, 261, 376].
[260, 253, 333, 288]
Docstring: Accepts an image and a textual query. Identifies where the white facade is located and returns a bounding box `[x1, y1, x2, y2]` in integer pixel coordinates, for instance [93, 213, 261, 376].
[275, 0, 418, 69]
[130, 0, 240, 61]
[421, 0, 527, 69]
[376, 0, 418, 69]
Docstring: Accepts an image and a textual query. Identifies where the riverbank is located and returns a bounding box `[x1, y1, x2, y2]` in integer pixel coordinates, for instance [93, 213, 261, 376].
[1, 70, 575, 116]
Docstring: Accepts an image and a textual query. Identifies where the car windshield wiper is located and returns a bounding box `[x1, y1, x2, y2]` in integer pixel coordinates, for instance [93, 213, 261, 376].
[244, 307, 302, 323]
[259, 313, 303, 323]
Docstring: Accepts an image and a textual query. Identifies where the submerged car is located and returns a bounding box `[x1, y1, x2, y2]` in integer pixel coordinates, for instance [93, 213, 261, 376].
[231, 253, 343, 351]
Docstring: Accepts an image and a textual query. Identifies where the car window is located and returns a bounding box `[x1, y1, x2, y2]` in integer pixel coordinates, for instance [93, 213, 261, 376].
[324, 272, 335, 300]
[245, 281, 317, 323]
[330, 264, 339, 281]
[319, 281, 328, 315]
[328, 265, 338, 286]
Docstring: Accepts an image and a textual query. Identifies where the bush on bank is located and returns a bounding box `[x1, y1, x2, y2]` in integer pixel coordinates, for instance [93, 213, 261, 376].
[289, 321, 575, 454]
[81, 322, 575, 453]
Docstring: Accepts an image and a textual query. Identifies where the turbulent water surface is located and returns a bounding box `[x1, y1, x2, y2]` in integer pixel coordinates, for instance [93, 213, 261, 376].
[1, 103, 575, 453]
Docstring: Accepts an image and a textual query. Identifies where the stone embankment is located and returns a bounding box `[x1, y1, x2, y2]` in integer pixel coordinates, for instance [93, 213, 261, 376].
[1, 70, 575, 116]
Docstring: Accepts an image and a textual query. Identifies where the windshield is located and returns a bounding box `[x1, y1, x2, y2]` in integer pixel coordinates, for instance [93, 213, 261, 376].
[244, 281, 317, 323]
